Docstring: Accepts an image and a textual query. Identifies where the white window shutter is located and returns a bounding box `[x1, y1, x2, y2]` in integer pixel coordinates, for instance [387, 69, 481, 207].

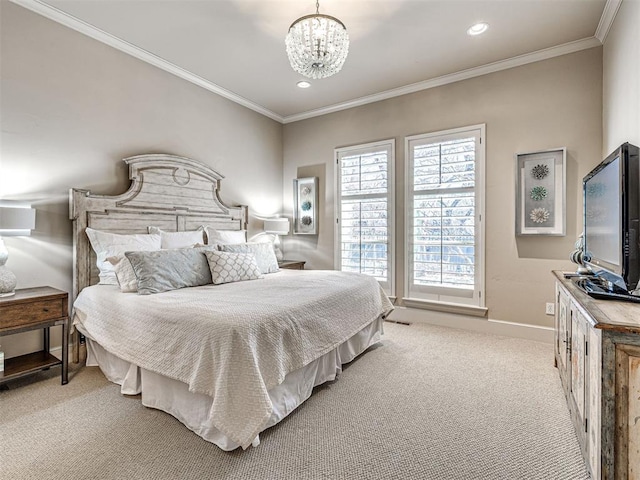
[336, 140, 395, 295]
[406, 127, 485, 307]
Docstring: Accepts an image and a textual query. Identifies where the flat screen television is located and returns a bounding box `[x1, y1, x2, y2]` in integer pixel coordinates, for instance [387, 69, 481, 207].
[583, 142, 640, 294]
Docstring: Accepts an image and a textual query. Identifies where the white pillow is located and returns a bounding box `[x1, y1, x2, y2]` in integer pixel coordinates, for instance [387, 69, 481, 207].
[147, 226, 205, 249]
[204, 250, 263, 285]
[85, 228, 161, 285]
[205, 228, 246, 245]
[106, 255, 138, 292]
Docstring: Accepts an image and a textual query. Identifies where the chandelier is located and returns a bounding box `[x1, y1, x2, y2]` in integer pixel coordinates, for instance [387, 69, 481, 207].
[285, 1, 349, 80]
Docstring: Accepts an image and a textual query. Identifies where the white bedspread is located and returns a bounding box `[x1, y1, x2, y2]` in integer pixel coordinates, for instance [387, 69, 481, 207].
[73, 269, 393, 448]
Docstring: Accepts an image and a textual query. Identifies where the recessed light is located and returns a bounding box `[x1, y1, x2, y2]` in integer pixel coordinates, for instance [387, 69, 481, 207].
[467, 22, 488, 36]
[297, 81, 311, 89]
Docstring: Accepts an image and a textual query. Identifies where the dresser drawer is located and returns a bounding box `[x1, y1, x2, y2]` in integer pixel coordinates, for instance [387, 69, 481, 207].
[0, 298, 64, 329]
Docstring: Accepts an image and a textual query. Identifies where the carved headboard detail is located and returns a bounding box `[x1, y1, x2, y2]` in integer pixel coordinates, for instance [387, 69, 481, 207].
[70, 154, 248, 300]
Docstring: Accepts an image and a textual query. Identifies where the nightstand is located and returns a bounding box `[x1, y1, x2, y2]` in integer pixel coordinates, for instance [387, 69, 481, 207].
[278, 260, 306, 270]
[0, 287, 69, 385]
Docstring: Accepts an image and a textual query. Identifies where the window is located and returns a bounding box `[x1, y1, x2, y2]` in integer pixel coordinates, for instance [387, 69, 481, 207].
[335, 140, 395, 295]
[405, 125, 485, 309]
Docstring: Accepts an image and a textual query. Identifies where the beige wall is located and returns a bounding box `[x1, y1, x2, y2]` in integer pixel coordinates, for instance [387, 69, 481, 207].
[0, 3, 283, 358]
[603, 0, 640, 154]
[283, 48, 603, 329]
[1, 0, 611, 358]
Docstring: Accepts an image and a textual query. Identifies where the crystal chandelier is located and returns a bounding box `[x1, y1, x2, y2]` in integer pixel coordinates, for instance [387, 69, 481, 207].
[285, 1, 349, 80]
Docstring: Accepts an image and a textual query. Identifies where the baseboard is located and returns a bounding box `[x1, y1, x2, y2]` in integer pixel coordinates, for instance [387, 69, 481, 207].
[51, 343, 83, 361]
[387, 307, 554, 344]
[47, 316, 553, 363]
[49, 345, 63, 360]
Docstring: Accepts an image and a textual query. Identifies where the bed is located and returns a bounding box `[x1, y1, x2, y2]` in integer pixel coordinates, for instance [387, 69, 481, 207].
[69, 154, 393, 450]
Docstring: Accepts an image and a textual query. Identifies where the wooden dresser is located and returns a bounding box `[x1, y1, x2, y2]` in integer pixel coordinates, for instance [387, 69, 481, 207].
[0, 287, 69, 385]
[553, 271, 639, 480]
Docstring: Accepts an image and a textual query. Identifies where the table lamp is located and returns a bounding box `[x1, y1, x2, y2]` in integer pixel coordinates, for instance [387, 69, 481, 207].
[264, 218, 290, 261]
[0, 206, 36, 296]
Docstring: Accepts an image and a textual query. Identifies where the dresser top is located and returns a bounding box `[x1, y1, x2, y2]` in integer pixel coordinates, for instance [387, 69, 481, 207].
[553, 271, 640, 334]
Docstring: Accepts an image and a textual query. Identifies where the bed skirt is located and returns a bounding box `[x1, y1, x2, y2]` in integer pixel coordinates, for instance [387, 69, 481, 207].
[77, 315, 384, 450]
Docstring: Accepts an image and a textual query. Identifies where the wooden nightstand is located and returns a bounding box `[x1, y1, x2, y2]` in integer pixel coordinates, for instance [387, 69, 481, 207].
[0, 287, 69, 385]
[278, 260, 306, 270]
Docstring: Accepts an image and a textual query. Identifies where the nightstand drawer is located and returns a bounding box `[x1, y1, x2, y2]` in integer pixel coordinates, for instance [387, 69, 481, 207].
[0, 298, 64, 329]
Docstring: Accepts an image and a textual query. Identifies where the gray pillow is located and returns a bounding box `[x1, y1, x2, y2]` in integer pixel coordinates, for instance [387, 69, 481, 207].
[125, 249, 213, 295]
[221, 242, 279, 274]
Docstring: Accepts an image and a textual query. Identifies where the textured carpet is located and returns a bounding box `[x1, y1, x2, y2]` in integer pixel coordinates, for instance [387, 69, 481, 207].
[1, 322, 588, 480]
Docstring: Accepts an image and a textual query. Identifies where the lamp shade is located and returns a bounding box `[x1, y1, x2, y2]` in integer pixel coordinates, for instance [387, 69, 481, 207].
[264, 218, 290, 235]
[0, 206, 36, 236]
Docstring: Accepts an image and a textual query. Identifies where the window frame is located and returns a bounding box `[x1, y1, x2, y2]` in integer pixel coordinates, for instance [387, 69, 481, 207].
[334, 139, 396, 297]
[404, 124, 485, 311]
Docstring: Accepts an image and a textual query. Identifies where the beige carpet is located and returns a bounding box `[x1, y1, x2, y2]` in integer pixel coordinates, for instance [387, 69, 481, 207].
[1, 322, 588, 480]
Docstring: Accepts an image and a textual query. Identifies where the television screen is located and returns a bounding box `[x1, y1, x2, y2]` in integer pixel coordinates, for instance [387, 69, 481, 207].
[582, 142, 640, 296]
[584, 156, 621, 272]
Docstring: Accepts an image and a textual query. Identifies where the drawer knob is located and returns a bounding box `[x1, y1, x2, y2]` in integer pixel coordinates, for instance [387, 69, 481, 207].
[43, 308, 49, 312]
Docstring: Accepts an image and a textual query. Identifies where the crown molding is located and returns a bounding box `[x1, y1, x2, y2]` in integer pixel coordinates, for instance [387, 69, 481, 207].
[12, 0, 605, 126]
[595, 0, 623, 43]
[282, 36, 602, 123]
[9, 0, 285, 123]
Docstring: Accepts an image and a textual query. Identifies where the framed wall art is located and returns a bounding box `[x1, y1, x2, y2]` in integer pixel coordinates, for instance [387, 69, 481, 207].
[515, 148, 566, 236]
[293, 177, 318, 235]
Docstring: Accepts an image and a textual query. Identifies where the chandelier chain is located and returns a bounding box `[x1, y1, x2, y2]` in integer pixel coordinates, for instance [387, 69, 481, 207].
[316, 0, 320, 15]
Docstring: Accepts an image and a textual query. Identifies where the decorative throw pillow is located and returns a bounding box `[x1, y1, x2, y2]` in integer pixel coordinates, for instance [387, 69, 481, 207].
[108, 245, 219, 293]
[221, 242, 279, 274]
[204, 250, 263, 285]
[205, 228, 246, 245]
[85, 228, 161, 285]
[125, 249, 213, 295]
[106, 255, 138, 293]
[147, 226, 205, 249]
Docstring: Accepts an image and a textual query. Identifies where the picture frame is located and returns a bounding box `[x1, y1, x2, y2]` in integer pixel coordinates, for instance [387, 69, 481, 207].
[293, 177, 318, 235]
[515, 148, 566, 236]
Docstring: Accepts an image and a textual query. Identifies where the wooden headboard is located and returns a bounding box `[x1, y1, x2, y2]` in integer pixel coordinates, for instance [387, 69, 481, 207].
[70, 154, 248, 300]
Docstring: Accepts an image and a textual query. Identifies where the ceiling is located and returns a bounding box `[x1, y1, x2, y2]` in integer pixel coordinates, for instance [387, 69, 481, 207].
[15, 0, 615, 123]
